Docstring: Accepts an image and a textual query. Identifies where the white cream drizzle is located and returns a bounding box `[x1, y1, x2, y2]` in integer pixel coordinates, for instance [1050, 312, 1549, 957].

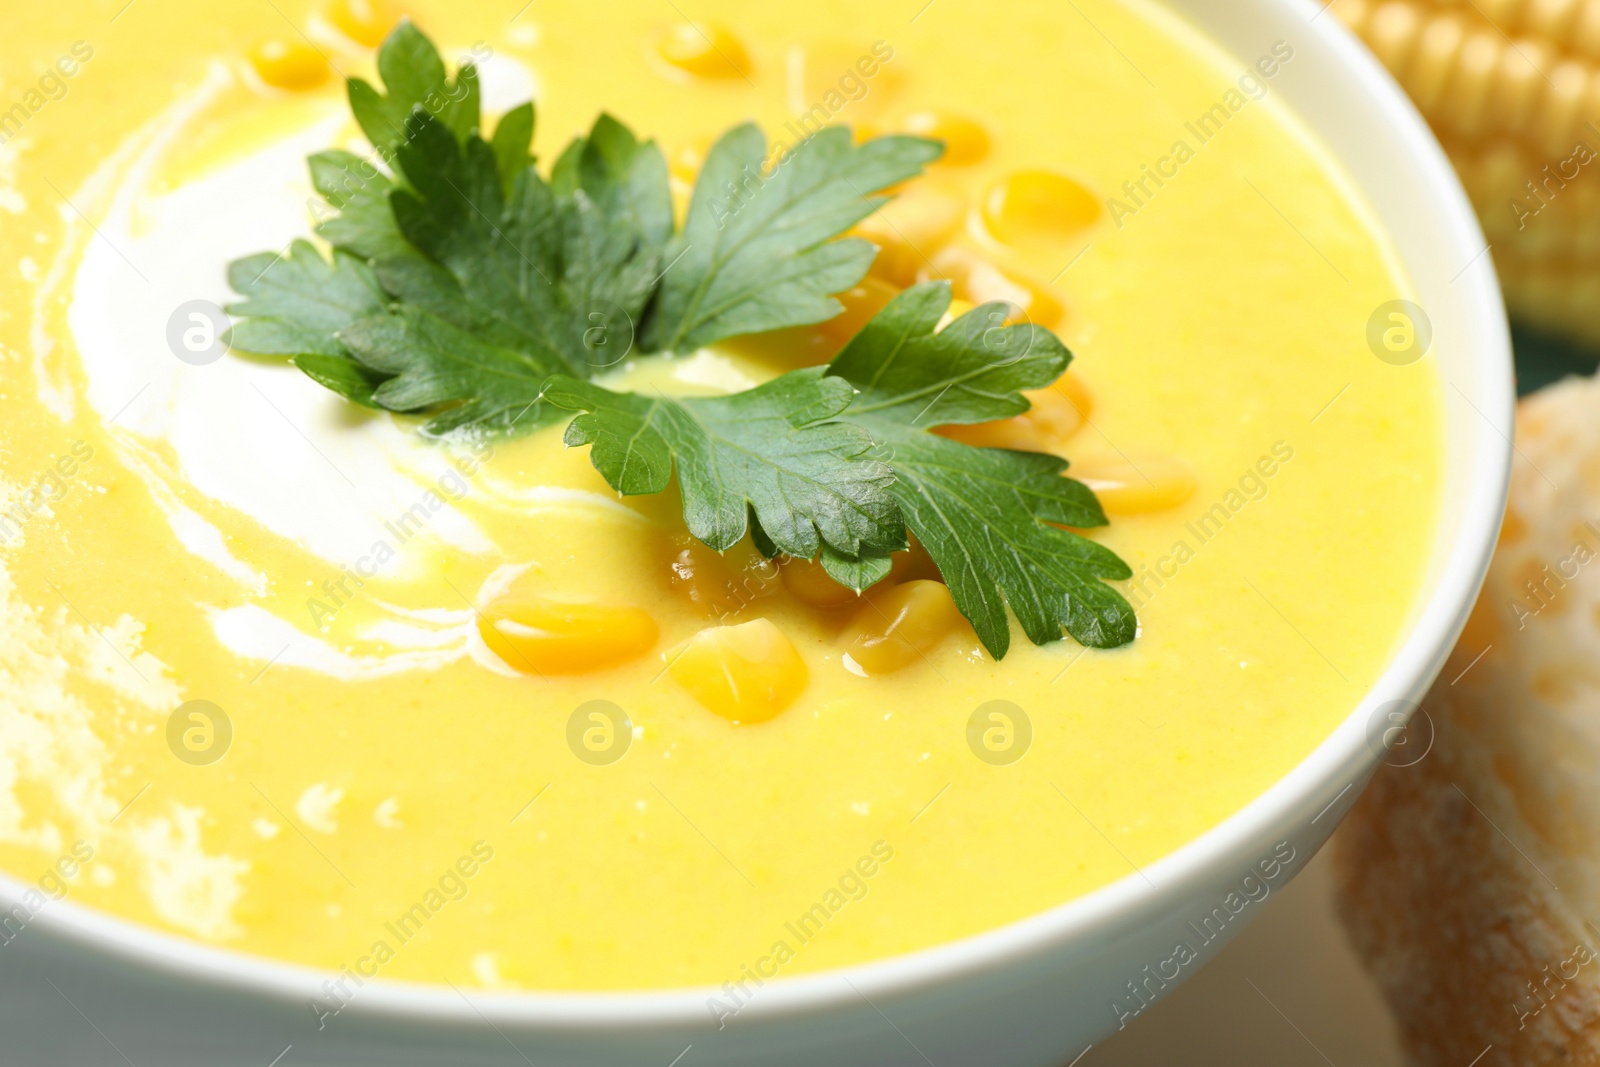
[55, 54, 749, 682]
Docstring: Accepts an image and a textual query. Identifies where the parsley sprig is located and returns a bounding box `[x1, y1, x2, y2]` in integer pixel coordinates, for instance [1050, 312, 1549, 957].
[227, 20, 1137, 656]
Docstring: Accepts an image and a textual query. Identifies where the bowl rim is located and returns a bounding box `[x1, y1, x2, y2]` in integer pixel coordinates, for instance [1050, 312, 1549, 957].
[2, 0, 1513, 1033]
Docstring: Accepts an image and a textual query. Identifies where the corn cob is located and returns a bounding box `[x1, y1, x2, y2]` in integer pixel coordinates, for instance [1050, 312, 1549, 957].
[1337, 0, 1600, 345]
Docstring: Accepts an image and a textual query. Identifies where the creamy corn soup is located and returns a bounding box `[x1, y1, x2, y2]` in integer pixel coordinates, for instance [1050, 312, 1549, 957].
[0, 0, 1441, 991]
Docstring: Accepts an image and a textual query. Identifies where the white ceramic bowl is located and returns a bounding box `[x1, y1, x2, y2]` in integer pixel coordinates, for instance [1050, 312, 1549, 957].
[1, 0, 1511, 1063]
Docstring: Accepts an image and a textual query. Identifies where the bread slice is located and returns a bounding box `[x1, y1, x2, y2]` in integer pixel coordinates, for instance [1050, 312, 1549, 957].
[1335, 373, 1600, 1066]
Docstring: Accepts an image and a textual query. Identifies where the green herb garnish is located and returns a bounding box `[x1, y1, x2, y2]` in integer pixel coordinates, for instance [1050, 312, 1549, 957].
[825, 284, 1135, 655]
[226, 20, 1136, 656]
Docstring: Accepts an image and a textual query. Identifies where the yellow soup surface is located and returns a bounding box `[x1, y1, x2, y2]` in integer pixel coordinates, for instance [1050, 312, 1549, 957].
[0, 0, 1442, 991]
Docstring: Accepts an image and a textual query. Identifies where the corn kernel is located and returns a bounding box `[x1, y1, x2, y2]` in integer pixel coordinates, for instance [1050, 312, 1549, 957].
[842, 580, 967, 675]
[858, 183, 967, 287]
[1073, 455, 1197, 515]
[667, 536, 777, 619]
[970, 260, 1064, 325]
[248, 40, 330, 90]
[935, 387, 1085, 452]
[982, 170, 1101, 246]
[323, 0, 400, 47]
[478, 597, 658, 675]
[1332, 0, 1600, 345]
[928, 247, 1065, 326]
[1050, 371, 1094, 423]
[657, 23, 751, 79]
[796, 42, 905, 116]
[902, 110, 992, 165]
[668, 539, 741, 618]
[1023, 386, 1085, 440]
[782, 542, 942, 609]
[817, 275, 901, 346]
[782, 555, 861, 609]
[1365, 0, 1423, 74]
[668, 619, 808, 723]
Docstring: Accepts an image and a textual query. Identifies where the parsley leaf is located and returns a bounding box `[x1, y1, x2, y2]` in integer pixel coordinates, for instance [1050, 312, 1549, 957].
[226, 239, 385, 355]
[542, 369, 904, 560]
[222, 20, 1137, 657]
[646, 124, 942, 353]
[228, 23, 937, 437]
[385, 108, 667, 379]
[827, 282, 1136, 654]
[347, 20, 480, 168]
[224, 239, 390, 406]
[314, 104, 668, 433]
[338, 305, 559, 435]
[309, 22, 506, 260]
[489, 102, 536, 195]
[308, 150, 410, 261]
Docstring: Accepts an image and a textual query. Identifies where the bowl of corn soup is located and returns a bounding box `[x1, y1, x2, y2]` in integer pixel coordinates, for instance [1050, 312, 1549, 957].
[0, 0, 1510, 1063]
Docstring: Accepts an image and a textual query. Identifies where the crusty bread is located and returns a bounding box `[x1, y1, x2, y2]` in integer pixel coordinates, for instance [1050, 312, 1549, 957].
[1336, 372, 1600, 1066]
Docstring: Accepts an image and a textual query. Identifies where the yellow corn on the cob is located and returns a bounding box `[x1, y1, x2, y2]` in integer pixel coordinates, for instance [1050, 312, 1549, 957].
[1337, 0, 1600, 344]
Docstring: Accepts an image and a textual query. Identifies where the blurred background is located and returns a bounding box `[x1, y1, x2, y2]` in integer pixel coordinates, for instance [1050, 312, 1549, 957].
[1333, 0, 1600, 390]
